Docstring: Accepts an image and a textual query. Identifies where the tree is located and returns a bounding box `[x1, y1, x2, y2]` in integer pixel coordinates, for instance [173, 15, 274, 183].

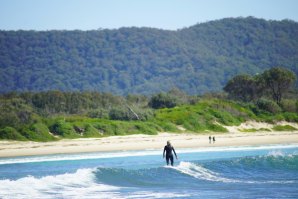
[148, 93, 177, 109]
[223, 74, 258, 102]
[260, 67, 296, 105]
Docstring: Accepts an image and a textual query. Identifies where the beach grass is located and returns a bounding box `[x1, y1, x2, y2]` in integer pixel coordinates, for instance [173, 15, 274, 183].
[272, 125, 297, 131]
[239, 128, 272, 132]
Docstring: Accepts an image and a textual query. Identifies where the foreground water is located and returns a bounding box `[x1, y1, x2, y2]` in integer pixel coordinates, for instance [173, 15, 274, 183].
[0, 144, 298, 199]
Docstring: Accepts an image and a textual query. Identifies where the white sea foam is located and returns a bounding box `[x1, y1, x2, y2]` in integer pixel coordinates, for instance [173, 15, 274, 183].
[171, 161, 296, 185]
[0, 167, 192, 199]
[267, 150, 285, 157]
[265, 149, 298, 159]
[0, 168, 121, 199]
[172, 161, 239, 183]
[124, 191, 191, 198]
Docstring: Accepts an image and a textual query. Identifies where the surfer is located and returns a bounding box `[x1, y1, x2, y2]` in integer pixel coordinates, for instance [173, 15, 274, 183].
[163, 141, 178, 166]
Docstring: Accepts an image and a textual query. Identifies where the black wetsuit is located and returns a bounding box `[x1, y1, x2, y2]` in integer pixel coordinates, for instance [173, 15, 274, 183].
[163, 145, 177, 166]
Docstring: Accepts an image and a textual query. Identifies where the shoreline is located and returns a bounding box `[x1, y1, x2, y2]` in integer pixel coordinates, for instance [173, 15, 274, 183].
[1, 131, 298, 158]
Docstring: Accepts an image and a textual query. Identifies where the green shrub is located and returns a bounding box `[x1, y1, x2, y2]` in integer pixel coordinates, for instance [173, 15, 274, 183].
[87, 108, 109, 119]
[83, 124, 102, 137]
[149, 93, 178, 109]
[209, 108, 241, 126]
[239, 128, 271, 132]
[134, 123, 158, 135]
[21, 123, 57, 141]
[93, 122, 115, 136]
[259, 128, 272, 132]
[0, 127, 27, 141]
[183, 120, 206, 132]
[272, 125, 297, 131]
[281, 112, 298, 122]
[133, 108, 154, 121]
[181, 121, 196, 131]
[240, 128, 257, 132]
[153, 100, 251, 133]
[207, 124, 228, 132]
[157, 122, 179, 132]
[111, 123, 127, 135]
[109, 107, 131, 120]
[280, 99, 297, 112]
[49, 120, 79, 138]
[93, 121, 131, 136]
[256, 98, 281, 113]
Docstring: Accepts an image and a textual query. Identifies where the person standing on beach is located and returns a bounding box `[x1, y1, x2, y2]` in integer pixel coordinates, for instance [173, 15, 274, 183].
[163, 141, 178, 166]
[213, 136, 216, 143]
[209, 136, 211, 144]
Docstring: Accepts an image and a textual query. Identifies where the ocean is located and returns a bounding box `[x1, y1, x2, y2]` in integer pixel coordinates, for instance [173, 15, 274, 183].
[0, 144, 298, 199]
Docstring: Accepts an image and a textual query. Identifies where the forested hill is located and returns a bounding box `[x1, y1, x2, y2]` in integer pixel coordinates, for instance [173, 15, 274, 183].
[1, 17, 298, 95]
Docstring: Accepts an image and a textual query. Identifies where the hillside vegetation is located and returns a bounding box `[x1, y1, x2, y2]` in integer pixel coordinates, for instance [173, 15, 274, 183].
[1, 17, 298, 94]
[1, 89, 297, 142]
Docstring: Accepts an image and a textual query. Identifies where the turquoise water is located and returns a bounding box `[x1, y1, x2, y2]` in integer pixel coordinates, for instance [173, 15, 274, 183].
[0, 144, 298, 199]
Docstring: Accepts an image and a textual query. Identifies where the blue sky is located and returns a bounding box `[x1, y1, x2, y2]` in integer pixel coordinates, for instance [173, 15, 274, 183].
[0, 0, 297, 30]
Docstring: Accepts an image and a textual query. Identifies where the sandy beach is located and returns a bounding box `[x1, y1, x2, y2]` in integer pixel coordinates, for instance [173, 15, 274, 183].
[1, 121, 298, 158]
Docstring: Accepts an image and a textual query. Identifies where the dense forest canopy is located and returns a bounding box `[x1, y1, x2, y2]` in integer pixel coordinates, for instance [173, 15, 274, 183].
[1, 17, 298, 95]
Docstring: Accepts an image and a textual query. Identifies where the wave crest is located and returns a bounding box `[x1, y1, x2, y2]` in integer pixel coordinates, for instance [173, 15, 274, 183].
[172, 161, 239, 183]
[0, 167, 191, 199]
[171, 161, 296, 184]
[0, 168, 120, 199]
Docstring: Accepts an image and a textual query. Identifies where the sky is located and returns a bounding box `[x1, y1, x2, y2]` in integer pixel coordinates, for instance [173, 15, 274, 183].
[0, 0, 297, 30]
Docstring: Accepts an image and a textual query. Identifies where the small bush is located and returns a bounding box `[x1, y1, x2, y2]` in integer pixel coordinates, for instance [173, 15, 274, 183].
[259, 128, 271, 132]
[280, 99, 297, 112]
[133, 123, 157, 135]
[272, 125, 297, 131]
[157, 122, 179, 132]
[149, 93, 178, 109]
[109, 107, 131, 120]
[93, 122, 115, 136]
[84, 124, 102, 137]
[50, 120, 79, 138]
[134, 108, 154, 121]
[240, 128, 258, 132]
[256, 98, 281, 113]
[111, 123, 127, 135]
[21, 123, 57, 141]
[0, 127, 27, 141]
[183, 120, 206, 132]
[282, 112, 298, 122]
[87, 108, 109, 119]
[209, 108, 241, 126]
[207, 124, 228, 132]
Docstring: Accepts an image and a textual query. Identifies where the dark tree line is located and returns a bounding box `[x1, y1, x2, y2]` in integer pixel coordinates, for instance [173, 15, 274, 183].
[0, 89, 194, 130]
[224, 67, 297, 107]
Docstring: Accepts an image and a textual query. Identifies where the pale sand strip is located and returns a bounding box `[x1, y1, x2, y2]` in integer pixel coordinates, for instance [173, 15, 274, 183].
[1, 131, 298, 158]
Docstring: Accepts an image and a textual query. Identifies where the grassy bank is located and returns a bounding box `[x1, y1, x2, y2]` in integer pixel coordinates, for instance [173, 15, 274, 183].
[1, 99, 298, 141]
